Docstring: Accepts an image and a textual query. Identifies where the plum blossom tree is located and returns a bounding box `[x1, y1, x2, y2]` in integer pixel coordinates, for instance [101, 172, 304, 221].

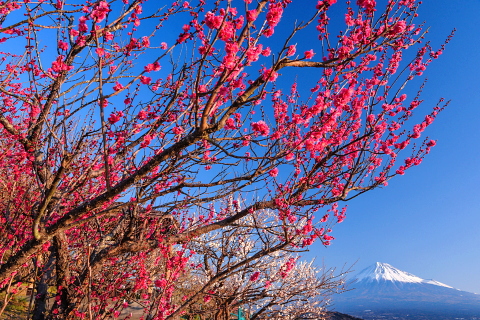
[181, 208, 348, 320]
[0, 0, 450, 319]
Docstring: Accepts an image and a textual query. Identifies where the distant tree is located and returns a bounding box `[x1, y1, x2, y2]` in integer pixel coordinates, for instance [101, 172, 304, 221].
[0, 0, 450, 319]
[181, 208, 347, 320]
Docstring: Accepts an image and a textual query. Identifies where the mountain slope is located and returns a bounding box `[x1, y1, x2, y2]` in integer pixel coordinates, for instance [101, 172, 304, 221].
[354, 262, 452, 287]
[332, 262, 480, 319]
[325, 311, 364, 320]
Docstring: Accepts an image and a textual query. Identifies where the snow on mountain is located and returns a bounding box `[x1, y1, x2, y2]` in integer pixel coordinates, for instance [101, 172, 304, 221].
[422, 278, 454, 288]
[334, 262, 480, 319]
[355, 262, 424, 283]
[354, 262, 453, 288]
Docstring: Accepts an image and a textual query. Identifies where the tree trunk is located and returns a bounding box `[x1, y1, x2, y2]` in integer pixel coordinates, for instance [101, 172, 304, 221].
[48, 233, 74, 319]
[32, 253, 54, 320]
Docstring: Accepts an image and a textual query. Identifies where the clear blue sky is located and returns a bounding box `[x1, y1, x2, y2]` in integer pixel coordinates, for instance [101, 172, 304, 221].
[304, 0, 480, 294]
[21, 0, 478, 295]
[91, 0, 480, 294]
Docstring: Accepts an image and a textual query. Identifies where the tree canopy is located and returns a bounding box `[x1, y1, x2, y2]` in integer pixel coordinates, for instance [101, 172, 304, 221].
[0, 0, 450, 319]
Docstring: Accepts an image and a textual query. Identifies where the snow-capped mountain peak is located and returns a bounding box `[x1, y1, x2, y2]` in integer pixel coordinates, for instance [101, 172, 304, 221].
[335, 262, 480, 318]
[354, 262, 453, 288]
[355, 262, 424, 283]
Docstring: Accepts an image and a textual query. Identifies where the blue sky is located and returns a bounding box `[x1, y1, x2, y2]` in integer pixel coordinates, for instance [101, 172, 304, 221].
[52, 0, 477, 296]
[9, 0, 477, 297]
[48, 0, 480, 294]
[305, 0, 480, 294]
[134, 0, 480, 294]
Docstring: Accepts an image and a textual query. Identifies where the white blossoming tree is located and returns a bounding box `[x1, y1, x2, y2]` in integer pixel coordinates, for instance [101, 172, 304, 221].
[175, 208, 348, 320]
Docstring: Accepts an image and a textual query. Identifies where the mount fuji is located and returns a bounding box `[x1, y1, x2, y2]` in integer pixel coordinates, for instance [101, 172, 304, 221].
[333, 262, 480, 320]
